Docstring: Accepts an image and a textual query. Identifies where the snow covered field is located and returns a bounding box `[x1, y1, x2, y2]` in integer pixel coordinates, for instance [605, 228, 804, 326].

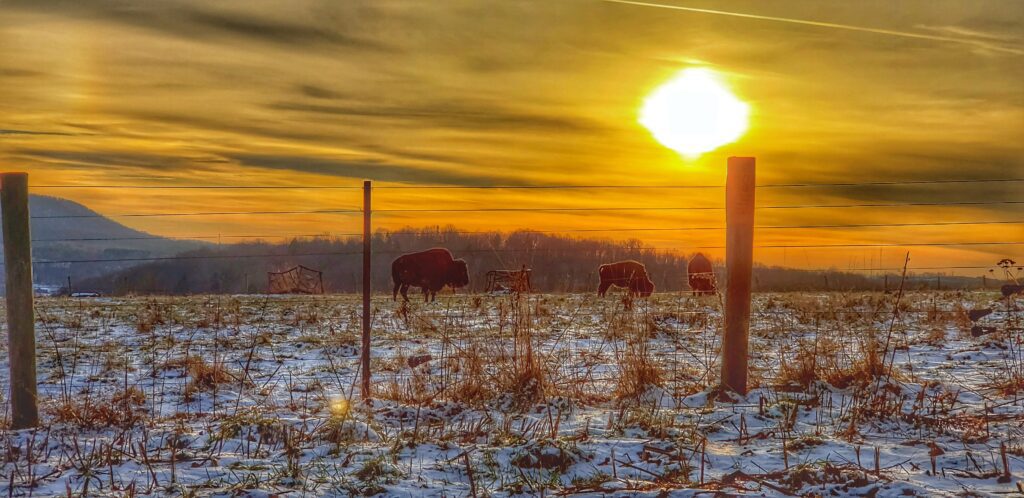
[1, 290, 1022, 496]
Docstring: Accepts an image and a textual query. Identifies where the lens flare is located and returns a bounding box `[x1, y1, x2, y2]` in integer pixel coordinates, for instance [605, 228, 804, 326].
[329, 397, 350, 418]
[640, 68, 749, 158]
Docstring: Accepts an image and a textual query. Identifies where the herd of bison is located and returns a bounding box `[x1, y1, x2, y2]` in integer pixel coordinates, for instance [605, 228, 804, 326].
[391, 247, 716, 302]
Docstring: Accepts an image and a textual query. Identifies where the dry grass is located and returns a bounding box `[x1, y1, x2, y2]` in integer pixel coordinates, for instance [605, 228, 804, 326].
[181, 357, 239, 401]
[47, 387, 147, 429]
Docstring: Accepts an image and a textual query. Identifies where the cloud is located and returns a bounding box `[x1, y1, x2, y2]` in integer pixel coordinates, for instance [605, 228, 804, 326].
[0, 68, 44, 78]
[266, 100, 603, 133]
[296, 84, 347, 100]
[229, 153, 536, 187]
[16, 150, 194, 171]
[1, 129, 80, 137]
[4, 0, 392, 52]
[168, 6, 391, 51]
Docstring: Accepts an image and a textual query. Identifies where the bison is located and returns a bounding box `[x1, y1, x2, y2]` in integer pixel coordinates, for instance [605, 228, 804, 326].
[391, 248, 469, 302]
[598, 260, 655, 297]
[687, 253, 716, 295]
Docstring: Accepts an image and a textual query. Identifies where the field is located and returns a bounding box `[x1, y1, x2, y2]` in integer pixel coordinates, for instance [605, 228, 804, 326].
[1, 290, 1022, 496]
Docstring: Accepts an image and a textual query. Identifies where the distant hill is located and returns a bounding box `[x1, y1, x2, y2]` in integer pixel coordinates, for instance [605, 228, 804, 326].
[1, 195, 207, 289]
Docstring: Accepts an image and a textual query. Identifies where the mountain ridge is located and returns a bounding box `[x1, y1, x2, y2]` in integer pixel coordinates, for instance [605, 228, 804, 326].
[2, 195, 208, 287]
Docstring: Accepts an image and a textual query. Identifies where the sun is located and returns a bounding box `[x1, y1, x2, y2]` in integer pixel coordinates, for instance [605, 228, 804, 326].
[639, 68, 749, 158]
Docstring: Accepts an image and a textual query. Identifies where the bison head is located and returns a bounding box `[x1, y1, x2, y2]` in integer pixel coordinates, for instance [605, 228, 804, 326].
[636, 277, 655, 297]
[447, 259, 470, 288]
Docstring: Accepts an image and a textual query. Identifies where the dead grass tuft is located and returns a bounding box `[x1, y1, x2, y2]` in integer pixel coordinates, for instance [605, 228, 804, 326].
[47, 387, 147, 429]
[182, 357, 238, 401]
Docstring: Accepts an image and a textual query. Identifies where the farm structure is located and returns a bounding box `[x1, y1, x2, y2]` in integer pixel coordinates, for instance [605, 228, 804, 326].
[484, 266, 533, 293]
[267, 265, 325, 294]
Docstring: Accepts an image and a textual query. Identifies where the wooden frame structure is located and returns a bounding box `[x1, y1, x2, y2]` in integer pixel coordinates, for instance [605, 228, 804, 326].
[484, 266, 533, 293]
[267, 265, 325, 294]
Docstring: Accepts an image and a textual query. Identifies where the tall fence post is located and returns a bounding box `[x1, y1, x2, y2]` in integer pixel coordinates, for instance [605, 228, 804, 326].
[2, 172, 39, 428]
[722, 157, 755, 395]
[361, 180, 372, 400]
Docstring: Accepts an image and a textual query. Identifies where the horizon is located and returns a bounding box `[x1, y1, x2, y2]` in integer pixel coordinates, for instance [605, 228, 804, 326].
[3, 1, 1022, 276]
[24, 192, 1012, 282]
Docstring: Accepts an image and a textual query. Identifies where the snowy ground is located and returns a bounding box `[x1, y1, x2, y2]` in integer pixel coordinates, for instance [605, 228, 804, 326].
[1, 290, 1022, 496]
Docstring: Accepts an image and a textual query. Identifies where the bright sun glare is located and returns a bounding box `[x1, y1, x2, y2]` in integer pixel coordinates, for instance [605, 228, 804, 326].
[640, 68, 749, 158]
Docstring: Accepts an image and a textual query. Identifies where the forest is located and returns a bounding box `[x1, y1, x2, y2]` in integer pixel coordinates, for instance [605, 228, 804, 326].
[71, 227, 985, 295]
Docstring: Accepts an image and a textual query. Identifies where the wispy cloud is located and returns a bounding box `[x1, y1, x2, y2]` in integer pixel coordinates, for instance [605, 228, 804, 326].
[600, 0, 1024, 55]
[1, 129, 81, 137]
[266, 100, 603, 133]
[229, 153, 535, 187]
[4, 0, 392, 51]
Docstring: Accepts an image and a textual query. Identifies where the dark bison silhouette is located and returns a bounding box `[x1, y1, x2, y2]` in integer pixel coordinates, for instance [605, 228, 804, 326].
[391, 248, 469, 302]
[598, 260, 654, 297]
[687, 252, 716, 295]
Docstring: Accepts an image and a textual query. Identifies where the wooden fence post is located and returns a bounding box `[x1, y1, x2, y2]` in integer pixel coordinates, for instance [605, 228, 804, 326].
[2, 172, 39, 428]
[361, 180, 372, 400]
[722, 157, 755, 395]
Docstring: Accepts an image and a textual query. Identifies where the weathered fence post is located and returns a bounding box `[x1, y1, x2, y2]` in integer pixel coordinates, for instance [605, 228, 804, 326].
[361, 180, 372, 399]
[2, 172, 39, 428]
[722, 157, 755, 395]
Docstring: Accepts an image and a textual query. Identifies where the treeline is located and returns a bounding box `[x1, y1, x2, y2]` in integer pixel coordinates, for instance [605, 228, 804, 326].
[72, 226, 987, 295]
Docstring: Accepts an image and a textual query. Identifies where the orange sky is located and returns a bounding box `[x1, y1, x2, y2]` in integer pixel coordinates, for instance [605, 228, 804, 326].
[1, 0, 1022, 275]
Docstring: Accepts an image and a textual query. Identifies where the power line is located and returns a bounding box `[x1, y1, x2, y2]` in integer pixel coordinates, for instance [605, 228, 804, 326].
[28, 219, 1024, 244]
[381, 219, 1024, 233]
[757, 200, 1024, 210]
[785, 265, 994, 272]
[758, 178, 1024, 188]
[30, 185, 362, 190]
[711, 241, 1024, 249]
[31, 208, 361, 220]
[32, 233, 338, 243]
[25, 200, 1023, 219]
[757, 220, 1024, 229]
[23, 250, 365, 266]
[15, 244, 1019, 266]
[381, 200, 1024, 212]
[29, 178, 1024, 189]
[378, 178, 1024, 189]
[374, 200, 1023, 213]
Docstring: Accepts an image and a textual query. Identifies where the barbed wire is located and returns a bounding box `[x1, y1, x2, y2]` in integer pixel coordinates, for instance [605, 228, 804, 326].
[29, 199, 1022, 220]
[30, 208, 362, 219]
[27, 220, 1024, 244]
[28, 177, 1024, 189]
[12, 246, 1016, 266]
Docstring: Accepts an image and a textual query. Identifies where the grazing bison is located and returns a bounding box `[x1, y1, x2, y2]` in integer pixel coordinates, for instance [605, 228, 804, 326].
[598, 260, 655, 297]
[687, 253, 717, 295]
[392, 248, 469, 302]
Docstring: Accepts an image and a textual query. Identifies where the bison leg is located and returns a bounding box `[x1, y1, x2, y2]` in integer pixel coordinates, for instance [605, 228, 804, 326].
[597, 281, 611, 297]
[393, 281, 400, 301]
[400, 284, 411, 302]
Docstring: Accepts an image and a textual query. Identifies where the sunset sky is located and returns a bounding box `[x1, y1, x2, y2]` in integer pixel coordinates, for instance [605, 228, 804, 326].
[1, 0, 1021, 274]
